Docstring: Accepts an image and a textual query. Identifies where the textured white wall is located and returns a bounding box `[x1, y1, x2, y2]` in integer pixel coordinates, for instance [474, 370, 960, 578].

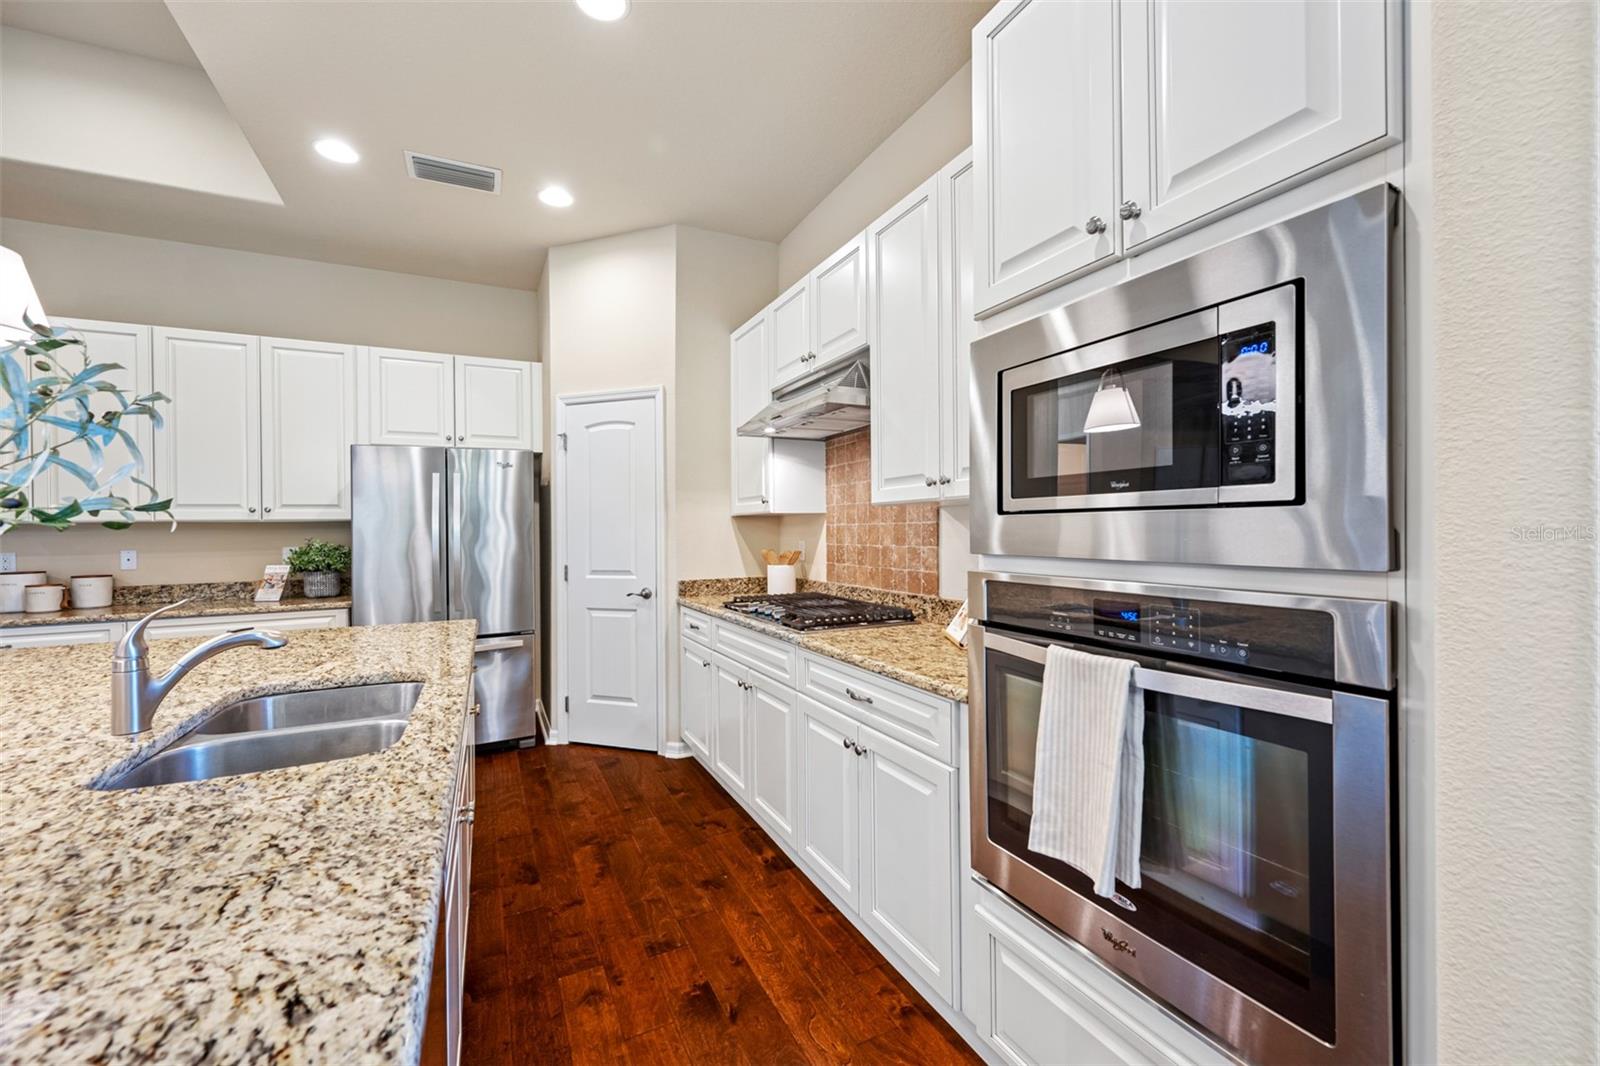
[1430, 3, 1599, 1060]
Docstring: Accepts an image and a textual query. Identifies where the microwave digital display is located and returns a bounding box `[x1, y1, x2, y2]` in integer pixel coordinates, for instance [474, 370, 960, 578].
[1092, 598, 1142, 640]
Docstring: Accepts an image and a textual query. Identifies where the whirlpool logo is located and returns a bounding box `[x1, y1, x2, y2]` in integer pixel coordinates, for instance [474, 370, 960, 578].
[1101, 928, 1136, 958]
[1110, 480, 1131, 491]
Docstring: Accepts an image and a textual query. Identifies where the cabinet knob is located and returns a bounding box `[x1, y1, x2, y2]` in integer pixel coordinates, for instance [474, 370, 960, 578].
[842, 735, 851, 749]
[941, 475, 951, 485]
[1085, 215, 1107, 235]
[263, 506, 272, 513]
[247, 506, 256, 514]
[923, 476, 935, 487]
[1119, 200, 1142, 221]
[760, 496, 769, 505]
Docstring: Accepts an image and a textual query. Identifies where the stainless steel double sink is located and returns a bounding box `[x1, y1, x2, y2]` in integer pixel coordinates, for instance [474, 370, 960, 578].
[96, 682, 423, 790]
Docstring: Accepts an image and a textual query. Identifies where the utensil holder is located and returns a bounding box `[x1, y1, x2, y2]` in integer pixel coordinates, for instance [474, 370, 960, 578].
[766, 564, 796, 595]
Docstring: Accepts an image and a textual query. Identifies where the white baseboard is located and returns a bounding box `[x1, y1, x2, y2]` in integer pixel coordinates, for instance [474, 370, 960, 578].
[660, 739, 692, 758]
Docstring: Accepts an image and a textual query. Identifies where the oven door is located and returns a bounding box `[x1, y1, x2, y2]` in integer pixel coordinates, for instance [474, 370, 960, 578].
[969, 626, 1392, 1064]
[1000, 285, 1298, 513]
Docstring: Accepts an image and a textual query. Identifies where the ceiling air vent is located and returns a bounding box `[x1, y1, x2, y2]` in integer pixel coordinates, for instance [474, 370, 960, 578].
[404, 151, 501, 193]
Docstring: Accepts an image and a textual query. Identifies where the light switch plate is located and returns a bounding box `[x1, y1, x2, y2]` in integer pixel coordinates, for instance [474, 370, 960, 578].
[0, 552, 15, 573]
[119, 549, 138, 571]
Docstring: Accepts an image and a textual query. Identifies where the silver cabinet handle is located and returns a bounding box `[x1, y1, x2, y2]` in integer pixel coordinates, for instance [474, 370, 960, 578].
[938, 475, 950, 485]
[627, 587, 654, 600]
[1085, 215, 1107, 235]
[844, 686, 873, 704]
[247, 506, 256, 513]
[1119, 200, 1142, 221]
[687, 621, 702, 631]
[923, 476, 935, 487]
[841, 735, 851, 750]
[760, 497, 769, 506]
[849, 739, 866, 756]
[263, 506, 272, 513]
[457, 802, 476, 823]
[702, 660, 711, 669]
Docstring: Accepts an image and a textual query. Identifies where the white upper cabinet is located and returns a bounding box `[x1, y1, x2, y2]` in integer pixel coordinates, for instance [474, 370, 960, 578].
[153, 328, 261, 522]
[810, 232, 869, 370]
[363, 347, 455, 447]
[260, 337, 357, 521]
[34, 319, 153, 519]
[454, 355, 540, 450]
[1119, 0, 1392, 246]
[938, 150, 976, 501]
[972, 0, 1117, 315]
[869, 175, 943, 505]
[769, 277, 813, 389]
[730, 311, 773, 514]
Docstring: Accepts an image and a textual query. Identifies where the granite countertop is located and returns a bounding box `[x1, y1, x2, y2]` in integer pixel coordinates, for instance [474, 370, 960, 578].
[679, 593, 968, 702]
[0, 620, 477, 1064]
[0, 595, 353, 630]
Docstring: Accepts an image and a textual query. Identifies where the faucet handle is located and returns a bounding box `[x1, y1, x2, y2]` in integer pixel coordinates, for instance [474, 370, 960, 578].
[115, 599, 194, 665]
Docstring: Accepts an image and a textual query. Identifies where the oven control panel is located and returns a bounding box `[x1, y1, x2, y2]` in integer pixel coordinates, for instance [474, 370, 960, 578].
[1219, 322, 1277, 487]
[998, 582, 1339, 680]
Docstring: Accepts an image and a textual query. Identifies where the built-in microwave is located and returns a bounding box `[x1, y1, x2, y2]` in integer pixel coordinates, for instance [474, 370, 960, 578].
[971, 187, 1397, 572]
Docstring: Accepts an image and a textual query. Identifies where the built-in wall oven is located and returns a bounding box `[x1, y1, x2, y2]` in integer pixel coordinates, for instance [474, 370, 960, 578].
[969, 571, 1395, 1064]
[971, 186, 1397, 572]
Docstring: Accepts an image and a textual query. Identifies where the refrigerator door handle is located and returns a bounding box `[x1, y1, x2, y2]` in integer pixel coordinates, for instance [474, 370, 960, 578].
[475, 636, 527, 652]
[429, 470, 446, 618]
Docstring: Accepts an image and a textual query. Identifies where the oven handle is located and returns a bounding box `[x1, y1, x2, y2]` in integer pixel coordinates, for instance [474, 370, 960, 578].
[981, 629, 1333, 726]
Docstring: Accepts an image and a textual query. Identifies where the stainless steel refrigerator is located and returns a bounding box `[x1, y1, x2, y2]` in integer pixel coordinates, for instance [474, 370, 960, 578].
[351, 445, 541, 745]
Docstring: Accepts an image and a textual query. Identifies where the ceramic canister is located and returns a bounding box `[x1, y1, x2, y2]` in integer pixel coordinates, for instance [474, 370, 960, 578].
[69, 574, 114, 609]
[23, 584, 67, 613]
[766, 564, 797, 595]
[0, 571, 48, 614]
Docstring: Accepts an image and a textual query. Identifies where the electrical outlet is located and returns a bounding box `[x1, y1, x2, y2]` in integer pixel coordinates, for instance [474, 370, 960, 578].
[0, 553, 14, 573]
[119, 549, 138, 571]
[282, 546, 295, 562]
[795, 540, 806, 563]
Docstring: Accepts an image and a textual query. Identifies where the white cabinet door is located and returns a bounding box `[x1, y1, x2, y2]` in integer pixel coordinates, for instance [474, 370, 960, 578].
[769, 276, 813, 389]
[34, 319, 154, 520]
[797, 694, 861, 909]
[938, 151, 975, 501]
[0, 622, 126, 649]
[868, 175, 942, 504]
[1119, 0, 1392, 247]
[972, 0, 1118, 314]
[810, 232, 869, 369]
[711, 654, 749, 798]
[858, 724, 957, 1003]
[363, 347, 455, 447]
[747, 670, 797, 844]
[455, 355, 539, 450]
[153, 328, 261, 521]
[680, 638, 713, 765]
[260, 338, 357, 521]
[729, 311, 772, 514]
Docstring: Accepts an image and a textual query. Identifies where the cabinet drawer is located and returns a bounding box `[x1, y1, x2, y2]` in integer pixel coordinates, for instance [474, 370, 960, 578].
[680, 609, 714, 646]
[146, 610, 348, 640]
[713, 622, 797, 686]
[0, 621, 126, 649]
[800, 653, 954, 763]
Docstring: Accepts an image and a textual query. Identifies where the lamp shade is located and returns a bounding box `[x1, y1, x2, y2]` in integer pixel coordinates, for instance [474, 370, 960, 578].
[1083, 382, 1141, 433]
[0, 246, 46, 345]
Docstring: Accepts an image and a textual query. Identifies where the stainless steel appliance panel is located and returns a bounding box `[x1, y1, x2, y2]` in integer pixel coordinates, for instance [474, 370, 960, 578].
[471, 633, 537, 745]
[971, 186, 1396, 571]
[447, 448, 540, 635]
[351, 445, 448, 626]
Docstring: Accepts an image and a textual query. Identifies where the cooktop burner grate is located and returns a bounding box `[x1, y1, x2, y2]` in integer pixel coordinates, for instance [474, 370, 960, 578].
[721, 592, 915, 631]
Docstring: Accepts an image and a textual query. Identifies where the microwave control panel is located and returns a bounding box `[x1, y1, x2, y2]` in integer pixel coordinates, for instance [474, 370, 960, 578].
[1219, 322, 1277, 487]
[1009, 582, 1338, 680]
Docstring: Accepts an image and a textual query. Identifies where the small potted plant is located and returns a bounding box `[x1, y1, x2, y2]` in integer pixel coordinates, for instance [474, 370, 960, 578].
[285, 538, 351, 598]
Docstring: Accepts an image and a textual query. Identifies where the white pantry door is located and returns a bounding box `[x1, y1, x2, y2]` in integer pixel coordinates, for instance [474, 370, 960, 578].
[562, 392, 662, 750]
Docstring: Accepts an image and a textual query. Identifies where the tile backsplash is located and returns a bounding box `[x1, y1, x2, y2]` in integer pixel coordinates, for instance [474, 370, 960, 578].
[825, 428, 939, 595]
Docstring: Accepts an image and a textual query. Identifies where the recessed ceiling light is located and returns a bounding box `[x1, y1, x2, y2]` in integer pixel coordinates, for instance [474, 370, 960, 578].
[576, 0, 628, 21]
[538, 185, 575, 208]
[314, 137, 360, 165]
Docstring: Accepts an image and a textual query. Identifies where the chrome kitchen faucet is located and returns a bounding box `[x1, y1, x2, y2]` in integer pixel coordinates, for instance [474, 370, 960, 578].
[111, 600, 288, 735]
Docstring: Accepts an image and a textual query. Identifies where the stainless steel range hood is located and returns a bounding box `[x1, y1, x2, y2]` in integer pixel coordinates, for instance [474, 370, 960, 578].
[737, 357, 870, 440]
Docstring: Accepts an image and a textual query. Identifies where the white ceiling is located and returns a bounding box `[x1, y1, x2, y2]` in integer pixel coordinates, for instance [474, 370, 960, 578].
[0, 0, 984, 290]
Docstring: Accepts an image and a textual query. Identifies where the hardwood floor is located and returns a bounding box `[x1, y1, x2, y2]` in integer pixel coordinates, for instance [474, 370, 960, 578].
[462, 743, 983, 1065]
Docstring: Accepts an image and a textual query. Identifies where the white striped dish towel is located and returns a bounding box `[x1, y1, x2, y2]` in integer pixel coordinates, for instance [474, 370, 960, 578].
[1026, 643, 1144, 898]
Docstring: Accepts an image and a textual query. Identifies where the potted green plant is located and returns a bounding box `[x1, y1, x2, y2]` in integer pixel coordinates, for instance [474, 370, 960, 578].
[285, 538, 351, 598]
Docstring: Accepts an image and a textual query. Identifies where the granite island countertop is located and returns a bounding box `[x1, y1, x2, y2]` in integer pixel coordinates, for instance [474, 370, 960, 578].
[0, 620, 477, 1064]
[0, 594, 353, 630]
[679, 593, 968, 702]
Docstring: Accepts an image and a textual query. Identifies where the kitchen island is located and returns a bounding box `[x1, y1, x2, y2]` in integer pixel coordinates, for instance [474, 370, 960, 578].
[0, 620, 477, 1064]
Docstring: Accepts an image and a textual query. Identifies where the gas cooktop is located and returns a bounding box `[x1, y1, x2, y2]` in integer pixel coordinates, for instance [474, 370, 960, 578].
[721, 592, 915, 632]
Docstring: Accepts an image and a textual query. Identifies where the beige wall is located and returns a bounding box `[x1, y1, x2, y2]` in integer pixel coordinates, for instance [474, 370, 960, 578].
[777, 63, 971, 289]
[0, 218, 537, 586]
[0, 218, 538, 358]
[1430, 2, 1599, 1060]
[673, 225, 785, 579]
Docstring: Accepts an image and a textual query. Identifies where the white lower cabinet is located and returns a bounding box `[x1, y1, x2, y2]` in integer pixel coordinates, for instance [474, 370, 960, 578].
[679, 638, 713, 764]
[424, 702, 476, 1066]
[747, 671, 798, 843]
[797, 694, 862, 908]
[858, 726, 957, 1003]
[0, 621, 127, 649]
[144, 609, 348, 640]
[711, 652, 751, 798]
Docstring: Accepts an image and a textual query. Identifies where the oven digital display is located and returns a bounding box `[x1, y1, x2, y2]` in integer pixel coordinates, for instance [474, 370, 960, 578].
[1092, 598, 1142, 638]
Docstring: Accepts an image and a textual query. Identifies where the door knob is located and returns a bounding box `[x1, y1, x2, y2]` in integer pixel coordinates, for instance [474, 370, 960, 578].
[627, 587, 654, 600]
[1085, 215, 1107, 235]
[1119, 200, 1142, 221]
